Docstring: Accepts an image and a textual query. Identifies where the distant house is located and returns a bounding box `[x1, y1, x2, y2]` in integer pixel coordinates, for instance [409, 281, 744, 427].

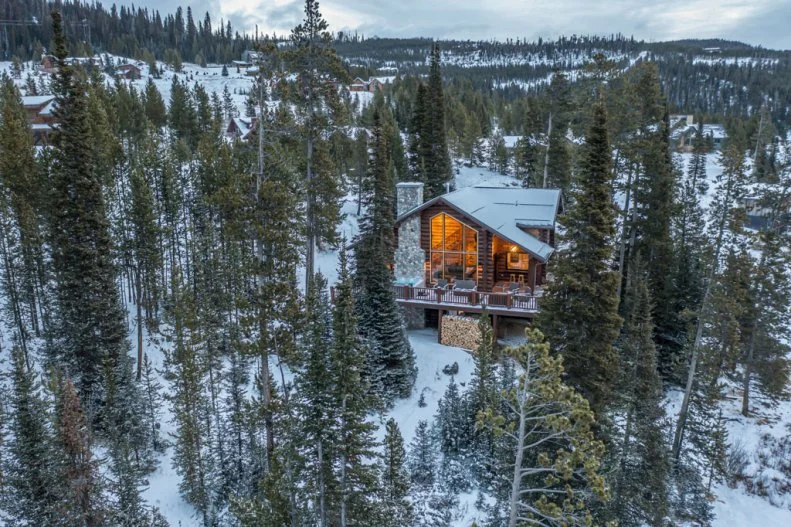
[672, 121, 727, 151]
[241, 50, 262, 63]
[225, 116, 256, 141]
[21, 95, 57, 145]
[703, 47, 722, 54]
[116, 64, 142, 80]
[348, 76, 394, 93]
[740, 185, 791, 232]
[39, 54, 104, 73]
[39, 54, 57, 73]
[702, 124, 727, 149]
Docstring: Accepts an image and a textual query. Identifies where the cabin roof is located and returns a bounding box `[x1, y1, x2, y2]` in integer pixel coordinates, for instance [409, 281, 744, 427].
[21, 95, 56, 107]
[396, 186, 561, 262]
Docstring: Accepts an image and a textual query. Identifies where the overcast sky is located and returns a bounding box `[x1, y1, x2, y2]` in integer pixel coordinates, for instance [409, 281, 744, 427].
[129, 0, 791, 50]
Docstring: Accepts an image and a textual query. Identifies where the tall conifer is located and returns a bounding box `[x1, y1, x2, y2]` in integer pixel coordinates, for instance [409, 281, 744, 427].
[537, 97, 622, 413]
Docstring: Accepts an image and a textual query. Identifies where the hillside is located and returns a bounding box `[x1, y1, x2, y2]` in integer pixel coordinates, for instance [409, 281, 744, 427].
[0, 3, 790, 527]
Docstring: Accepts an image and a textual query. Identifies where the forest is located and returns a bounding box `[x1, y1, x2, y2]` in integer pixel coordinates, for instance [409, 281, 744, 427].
[0, 1, 790, 527]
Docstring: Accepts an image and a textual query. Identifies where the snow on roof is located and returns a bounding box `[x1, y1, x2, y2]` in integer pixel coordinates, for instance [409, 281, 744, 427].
[40, 100, 57, 115]
[398, 186, 561, 262]
[21, 95, 56, 107]
[702, 124, 727, 140]
[371, 76, 395, 84]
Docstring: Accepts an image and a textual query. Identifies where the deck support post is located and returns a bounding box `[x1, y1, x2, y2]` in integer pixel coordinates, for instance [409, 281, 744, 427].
[437, 309, 444, 343]
[529, 261, 537, 293]
[492, 314, 499, 350]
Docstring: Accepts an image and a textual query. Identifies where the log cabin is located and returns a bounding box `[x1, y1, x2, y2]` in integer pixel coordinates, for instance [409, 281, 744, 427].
[393, 182, 562, 341]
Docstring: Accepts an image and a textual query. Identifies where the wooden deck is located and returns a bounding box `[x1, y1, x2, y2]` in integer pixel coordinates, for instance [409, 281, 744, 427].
[393, 285, 539, 318]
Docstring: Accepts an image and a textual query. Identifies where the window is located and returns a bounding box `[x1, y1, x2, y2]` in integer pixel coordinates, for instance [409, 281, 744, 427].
[507, 251, 530, 271]
[429, 213, 478, 283]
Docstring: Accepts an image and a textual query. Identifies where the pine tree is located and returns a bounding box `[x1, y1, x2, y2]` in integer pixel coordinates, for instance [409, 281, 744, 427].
[355, 109, 415, 401]
[296, 273, 338, 526]
[332, 246, 382, 525]
[477, 329, 609, 527]
[54, 378, 107, 526]
[425, 42, 453, 197]
[742, 229, 790, 414]
[49, 10, 130, 415]
[467, 313, 498, 480]
[542, 71, 572, 190]
[6, 345, 60, 524]
[408, 83, 430, 185]
[165, 279, 214, 522]
[0, 75, 47, 351]
[285, 0, 348, 291]
[409, 420, 436, 489]
[672, 143, 747, 460]
[611, 264, 670, 527]
[536, 97, 622, 413]
[380, 418, 413, 527]
[143, 78, 167, 129]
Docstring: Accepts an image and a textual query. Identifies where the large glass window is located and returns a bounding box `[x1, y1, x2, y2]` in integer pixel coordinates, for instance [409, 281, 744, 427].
[429, 214, 478, 283]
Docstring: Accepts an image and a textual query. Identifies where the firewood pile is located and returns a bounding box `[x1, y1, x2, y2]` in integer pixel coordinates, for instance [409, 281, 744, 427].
[440, 314, 481, 350]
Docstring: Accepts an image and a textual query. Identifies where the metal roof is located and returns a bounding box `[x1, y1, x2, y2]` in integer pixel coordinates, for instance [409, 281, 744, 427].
[396, 186, 561, 262]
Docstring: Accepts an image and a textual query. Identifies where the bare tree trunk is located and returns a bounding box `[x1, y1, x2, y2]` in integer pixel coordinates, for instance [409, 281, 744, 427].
[318, 440, 327, 527]
[339, 395, 348, 527]
[508, 355, 531, 527]
[616, 164, 635, 299]
[0, 224, 28, 366]
[542, 112, 553, 189]
[136, 265, 143, 380]
[742, 328, 757, 417]
[672, 160, 736, 460]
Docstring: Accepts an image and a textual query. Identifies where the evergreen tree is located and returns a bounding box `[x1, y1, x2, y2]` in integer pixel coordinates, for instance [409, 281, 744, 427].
[0, 75, 47, 349]
[296, 273, 338, 526]
[165, 279, 214, 523]
[143, 78, 167, 129]
[742, 229, 790, 414]
[409, 420, 436, 489]
[611, 265, 670, 527]
[355, 109, 415, 401]
[5, 345, 60, 524]
[477, 330, 609, 527]
[332, 246, 382, 525]
[380, 418, 413, 527]
[285, 0, 348, 291]
[54, 378, 107, 526]
[49, 10, 130, 415]
[537, 98, 622, 413]
[425, 42, 453, 197]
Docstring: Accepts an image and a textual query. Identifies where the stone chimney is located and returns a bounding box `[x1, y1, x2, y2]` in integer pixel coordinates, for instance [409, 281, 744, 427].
[394, 182, 425, 286]
[396, 181, 424, 217]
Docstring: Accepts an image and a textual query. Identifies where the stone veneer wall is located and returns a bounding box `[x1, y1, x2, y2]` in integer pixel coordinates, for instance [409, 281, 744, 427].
[395, 182, 425, 285]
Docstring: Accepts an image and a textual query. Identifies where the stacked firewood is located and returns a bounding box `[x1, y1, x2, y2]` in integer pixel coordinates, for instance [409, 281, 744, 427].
[440, 314, 481, 350]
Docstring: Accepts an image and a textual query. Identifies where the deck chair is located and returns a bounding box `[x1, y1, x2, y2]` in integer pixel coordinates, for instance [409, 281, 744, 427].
[454, 279, 476, 291]
[436, 278, 449, 289]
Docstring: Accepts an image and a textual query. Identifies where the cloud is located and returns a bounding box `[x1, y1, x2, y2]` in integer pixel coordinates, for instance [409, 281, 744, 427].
[125, 0, 791, 49]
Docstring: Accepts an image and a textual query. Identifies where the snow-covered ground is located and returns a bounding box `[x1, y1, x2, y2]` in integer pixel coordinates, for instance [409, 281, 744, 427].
[1, 53, 790, 526]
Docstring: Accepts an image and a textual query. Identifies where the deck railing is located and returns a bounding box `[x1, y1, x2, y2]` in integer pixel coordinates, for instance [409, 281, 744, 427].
[393, 285, 538, 312]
